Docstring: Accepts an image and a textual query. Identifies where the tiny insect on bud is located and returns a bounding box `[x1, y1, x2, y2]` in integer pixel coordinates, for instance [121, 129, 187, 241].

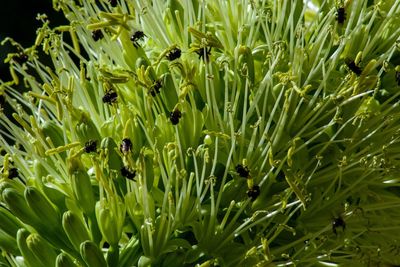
[120, 138, 132, 154]
[170, 109, 182, 125]
[332, 216, 346, 235]
[102, 89, 118, 104]
[235, 164, 250, 178]
[149, 79, 162, 96]
[131, 30, 146, 48]
[345, 59, 362, 76]
[84, 140, 97, 153]
[336, 7, 346, 24]
[247, 185, 260, 201]
[91, 29, 104, 41]
[166, 47, 181, 61]
[196, 47, 212, 61]
[120, 166, 136, 180]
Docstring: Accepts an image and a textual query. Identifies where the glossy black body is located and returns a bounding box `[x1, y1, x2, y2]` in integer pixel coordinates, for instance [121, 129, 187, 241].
[120, 138, 132, 154]
[102, 90, 118, 104]
[247, 185, 260, 201]
[170, 109, 182, 125]
[84, 140, 97, 153]
[236, 164, 250, 178]
[121, 166, 136, 180]
[166, 47, 181, 61]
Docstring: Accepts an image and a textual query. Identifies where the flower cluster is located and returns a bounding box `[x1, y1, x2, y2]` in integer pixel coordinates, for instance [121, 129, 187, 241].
[1, 0, 400, 266]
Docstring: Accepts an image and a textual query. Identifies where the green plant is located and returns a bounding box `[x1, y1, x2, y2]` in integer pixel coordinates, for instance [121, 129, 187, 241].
[1, 0, 400, 266]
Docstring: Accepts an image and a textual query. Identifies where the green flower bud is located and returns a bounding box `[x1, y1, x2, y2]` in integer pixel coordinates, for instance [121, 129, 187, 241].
[74, 111, 101, 144]
[70, 169, 95, 215]
[0, 206, 23, 238]
[97, 207, 118, 244]
[138, 256, 152, 267]
[95, 197, 125, 245]
[204, 134, 212, 146]
[16, 229, 43, 267]
[62, 211, 91, 251]
[80, 240, 108, 267]
[24, 187, 61, 229]
[56, 252, 77, 267]
[100, 137, 123, 172]
[0, 228, 18, 254]
[26, 233, 58, 267]
[41, 121, 65, 148]
[237, 45, 255, 83]
[0, 179, 25, 200]
[2, 188, 41, 227]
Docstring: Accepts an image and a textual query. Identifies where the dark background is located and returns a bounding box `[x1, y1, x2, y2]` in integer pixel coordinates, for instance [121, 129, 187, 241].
[0, 1, 67, 144]
[0, 0, 67, 81]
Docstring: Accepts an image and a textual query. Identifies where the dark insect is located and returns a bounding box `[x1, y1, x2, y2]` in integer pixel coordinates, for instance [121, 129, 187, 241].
[121, 166, 136, 180]
[12, 53, 28, 65]
[84, 140, 97, 153]
[195, 47, 212, 61]
[332, 216, 346, 235]
[131, 31, 146, 48]
[103, 241, 110, 249]
[8, 168, 19, 179]
[149, 79, 162, 96]
[120, 138, 132, 154]
[109, 0, 117, 7]
[336, 7, 346, 24]
[170, 109, 182, 125]
[102, 89, 118, 104]
[166, 47, 181, 61]
[92, 29, 104, 41]
[236, 164, 250, 178]
[396, 71, 400, 86]
[247, 185, 260, 201]
[345, 59, 362, 76]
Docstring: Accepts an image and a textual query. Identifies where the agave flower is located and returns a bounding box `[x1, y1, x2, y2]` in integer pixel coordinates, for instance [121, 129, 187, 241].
[1, 0, 400, 266]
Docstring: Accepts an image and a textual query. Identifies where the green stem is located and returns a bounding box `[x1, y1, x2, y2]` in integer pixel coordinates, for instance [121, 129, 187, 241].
[106, 244, 119, 267]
